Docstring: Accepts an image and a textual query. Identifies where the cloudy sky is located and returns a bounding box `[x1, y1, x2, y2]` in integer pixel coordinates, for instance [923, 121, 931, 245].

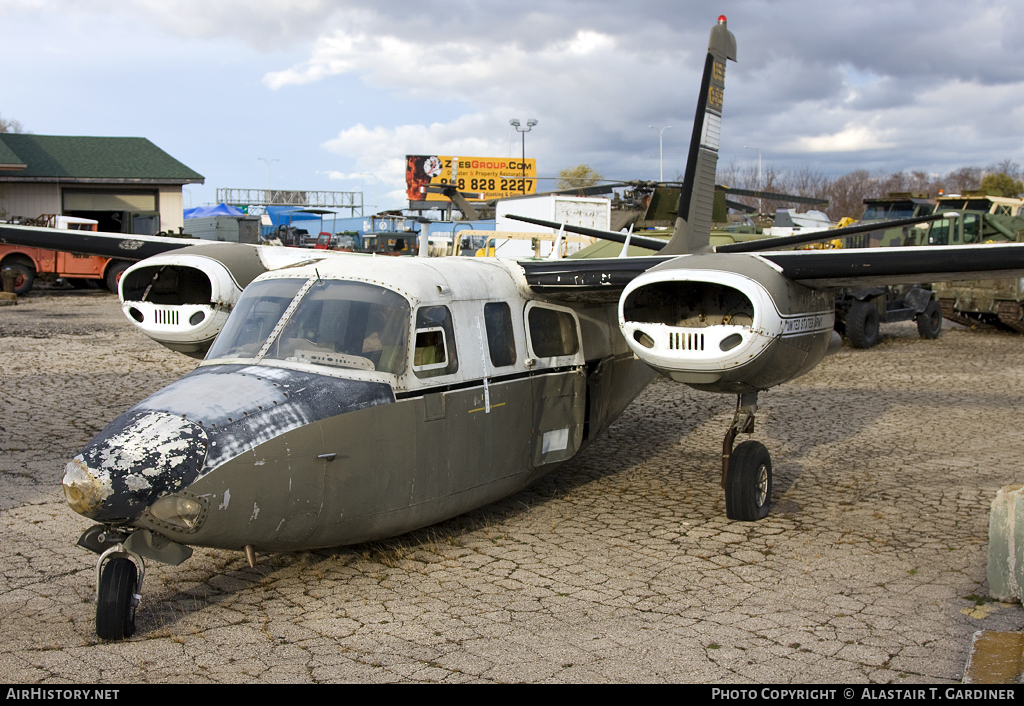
[3, 0, 1022, 212]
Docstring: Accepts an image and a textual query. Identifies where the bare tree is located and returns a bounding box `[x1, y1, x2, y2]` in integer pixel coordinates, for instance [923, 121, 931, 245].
[0, 113, 25, 134]
[714, 162, 1007, 221]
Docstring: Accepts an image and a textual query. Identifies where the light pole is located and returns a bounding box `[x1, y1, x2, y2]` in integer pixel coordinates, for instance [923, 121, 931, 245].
[356, 173, 378, 215]
[257, 157, 279, 192]
[743, 146, 761, 214]
[649, 125, 672, 181]
[509, 118, 537, 194]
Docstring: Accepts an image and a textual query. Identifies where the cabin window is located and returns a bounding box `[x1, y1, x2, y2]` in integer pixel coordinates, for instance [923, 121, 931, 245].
[527, 305, 579, 358]
[484, 302, 516, 367]
[413, 306, 458, 377]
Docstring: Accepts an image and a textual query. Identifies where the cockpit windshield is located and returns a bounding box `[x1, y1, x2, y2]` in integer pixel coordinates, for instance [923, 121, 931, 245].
[207, 278, 411, 374]
[861, 202, 917, 221]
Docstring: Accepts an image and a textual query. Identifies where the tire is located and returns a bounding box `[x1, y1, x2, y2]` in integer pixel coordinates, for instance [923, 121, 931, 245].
[725, 440, 773, 521]
[5, 262, 35, 295]
[105, 261, 131, 294]
[96, 558, 138, 640]
[846, 301, 880, 349]
[916, 299, 942, 340]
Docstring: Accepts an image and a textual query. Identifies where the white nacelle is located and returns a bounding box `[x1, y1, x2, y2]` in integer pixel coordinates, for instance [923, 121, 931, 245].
[618, 256, 834, 393]
[119, 254, 244, 357]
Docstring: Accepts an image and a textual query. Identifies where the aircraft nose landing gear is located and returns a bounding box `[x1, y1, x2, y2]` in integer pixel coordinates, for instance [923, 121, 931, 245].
[95, 545, 145, 640]
[721, 392, 773, 521]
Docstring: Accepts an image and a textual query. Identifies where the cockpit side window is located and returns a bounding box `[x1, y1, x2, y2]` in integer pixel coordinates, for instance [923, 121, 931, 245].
[413, 305, 458, 378]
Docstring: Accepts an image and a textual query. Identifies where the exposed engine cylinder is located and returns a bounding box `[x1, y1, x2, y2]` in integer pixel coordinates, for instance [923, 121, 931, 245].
[619, 254, 835, 393]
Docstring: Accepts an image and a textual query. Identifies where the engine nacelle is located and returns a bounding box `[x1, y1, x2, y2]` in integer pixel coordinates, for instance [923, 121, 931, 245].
[619, 254, 835, 393]
[119, 253, 243, 358]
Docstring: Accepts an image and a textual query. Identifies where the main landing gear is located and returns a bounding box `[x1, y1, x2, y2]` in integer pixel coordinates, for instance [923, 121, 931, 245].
[721, 392, 772, 521]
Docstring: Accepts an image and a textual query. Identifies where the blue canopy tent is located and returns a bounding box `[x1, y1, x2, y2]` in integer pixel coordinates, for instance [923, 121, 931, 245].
[184, 204, 246, 219]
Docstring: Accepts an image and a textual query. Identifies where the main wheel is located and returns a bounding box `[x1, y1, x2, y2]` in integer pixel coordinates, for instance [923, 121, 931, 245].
[846, 301, 880, 349]
[96, 558, 138, 640]
[916, 299, 942, 339]
[725, 440, 773, 521]
[5, 262, 35, 295]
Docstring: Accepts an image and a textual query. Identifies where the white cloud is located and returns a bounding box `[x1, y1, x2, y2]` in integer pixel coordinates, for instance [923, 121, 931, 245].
[321, 115, 510, 187]
[789, 125, 897, 153]
[8, 0, 1024, 189]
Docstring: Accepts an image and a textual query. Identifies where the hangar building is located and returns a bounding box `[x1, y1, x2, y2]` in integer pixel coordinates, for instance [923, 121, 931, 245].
[0, 134, 203, 234]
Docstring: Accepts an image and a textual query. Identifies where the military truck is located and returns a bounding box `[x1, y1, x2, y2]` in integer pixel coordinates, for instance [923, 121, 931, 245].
[924, 194, 1024, 332]
[833, 193, 942, 348]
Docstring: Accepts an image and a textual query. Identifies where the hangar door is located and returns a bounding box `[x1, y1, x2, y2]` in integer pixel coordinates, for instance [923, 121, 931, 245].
[63, 190, 160, 234]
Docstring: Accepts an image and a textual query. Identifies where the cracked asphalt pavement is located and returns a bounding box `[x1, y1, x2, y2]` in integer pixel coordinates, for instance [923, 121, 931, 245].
[2, 290, 1024, 683]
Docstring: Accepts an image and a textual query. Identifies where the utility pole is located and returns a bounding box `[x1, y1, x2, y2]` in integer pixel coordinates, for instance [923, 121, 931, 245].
[509, 119, 538, 194]
[649, 125, 672, 181]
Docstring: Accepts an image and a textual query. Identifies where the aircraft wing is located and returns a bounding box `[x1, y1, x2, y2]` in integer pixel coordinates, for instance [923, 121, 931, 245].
[0, 223, 216, 261]
[520, 242, 1024, 298]
[504, 213, 668, 252]
[756, 244, 1024, 287]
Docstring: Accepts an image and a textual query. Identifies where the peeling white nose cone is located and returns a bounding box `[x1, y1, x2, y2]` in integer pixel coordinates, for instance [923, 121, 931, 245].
[63, 411, 210, 522]
[63, 457, 114, 517]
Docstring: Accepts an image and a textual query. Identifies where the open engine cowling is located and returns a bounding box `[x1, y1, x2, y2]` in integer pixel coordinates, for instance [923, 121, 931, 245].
[119, 253, 244, 358]
[619, 254, 835, 393]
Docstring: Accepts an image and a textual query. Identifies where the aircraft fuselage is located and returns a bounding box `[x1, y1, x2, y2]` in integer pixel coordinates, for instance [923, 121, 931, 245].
[63, 255, 656, 557]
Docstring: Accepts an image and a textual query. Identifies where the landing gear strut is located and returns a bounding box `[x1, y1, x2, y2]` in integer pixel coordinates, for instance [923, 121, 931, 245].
[721, 392, 772, 521]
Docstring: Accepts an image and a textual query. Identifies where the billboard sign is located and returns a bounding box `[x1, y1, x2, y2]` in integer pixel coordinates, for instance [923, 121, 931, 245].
[406, 155, 537, 202]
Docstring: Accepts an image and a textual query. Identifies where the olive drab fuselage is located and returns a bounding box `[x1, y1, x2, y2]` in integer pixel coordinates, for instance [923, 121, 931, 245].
[63, 255, 656, 555]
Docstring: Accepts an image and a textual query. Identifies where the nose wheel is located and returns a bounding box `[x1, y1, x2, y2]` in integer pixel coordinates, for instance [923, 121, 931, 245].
[721, 393, 773, 521]
[95, 546, 144, 640]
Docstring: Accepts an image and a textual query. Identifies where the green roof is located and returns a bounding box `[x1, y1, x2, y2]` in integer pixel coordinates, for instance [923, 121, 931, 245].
[0, 134, 203, 183]
[0, 139, 26, 169]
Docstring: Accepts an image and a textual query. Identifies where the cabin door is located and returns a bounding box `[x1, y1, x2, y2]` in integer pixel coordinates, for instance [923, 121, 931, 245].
[524, 302, 586, 467]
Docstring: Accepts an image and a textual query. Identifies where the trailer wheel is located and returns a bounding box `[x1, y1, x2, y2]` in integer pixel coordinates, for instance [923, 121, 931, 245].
[6, 262, 35, 295]
[846, 301, 880, 349]
[916, 299, 942, 340]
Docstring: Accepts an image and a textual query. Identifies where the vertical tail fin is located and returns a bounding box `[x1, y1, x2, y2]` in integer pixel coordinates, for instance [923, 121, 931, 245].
[661, 16, 737, 256]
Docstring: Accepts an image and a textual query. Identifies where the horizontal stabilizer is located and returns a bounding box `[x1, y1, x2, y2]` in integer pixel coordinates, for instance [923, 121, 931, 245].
[505, 214, 667, 252]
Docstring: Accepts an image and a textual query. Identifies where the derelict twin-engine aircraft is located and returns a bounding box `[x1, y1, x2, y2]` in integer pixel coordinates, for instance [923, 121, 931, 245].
[7, 16, 1024, 641]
